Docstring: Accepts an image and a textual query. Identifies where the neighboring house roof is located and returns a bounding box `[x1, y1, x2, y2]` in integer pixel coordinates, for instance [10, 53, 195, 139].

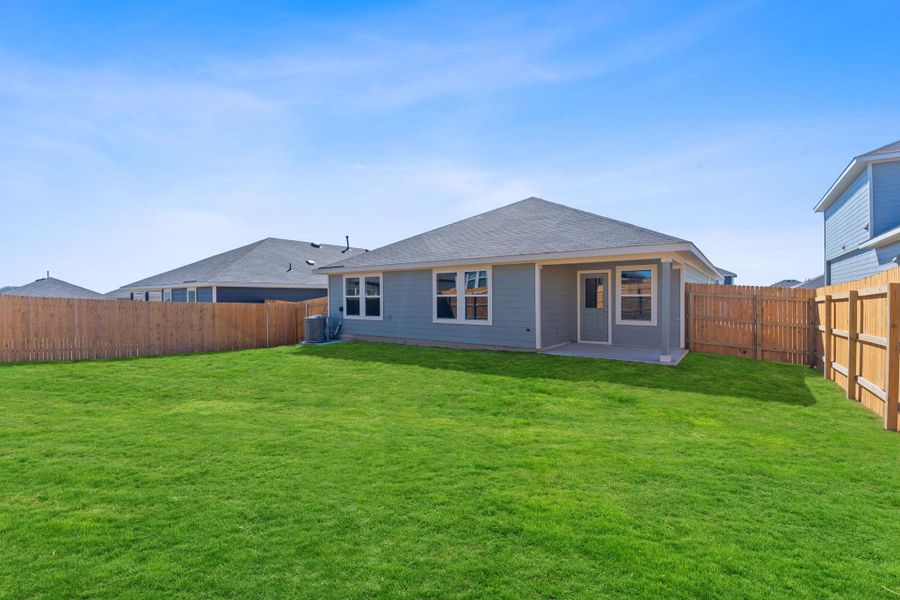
[103, 288, 133, 299]
[0, 277, 103, 299]
[770, 279, 802, 288]
[715, 267, 737, 278]
[0, 286, 16, 294]
[815, 139, 900, 212]
[119, 237, 366, 291]
[793, 274, 825, 289]
[317, 197, 720, 278]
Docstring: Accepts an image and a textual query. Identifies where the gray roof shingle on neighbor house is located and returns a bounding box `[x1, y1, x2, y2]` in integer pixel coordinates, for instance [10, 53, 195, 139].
[860, 139, 900, 158]
[319, 197, 687, 271]
[0, 277, 104, 299]
[121, 238, 366, 290]
[715, 267, 737, 277]
[770, 279, 802, 288]
[793, 274, 825, 289]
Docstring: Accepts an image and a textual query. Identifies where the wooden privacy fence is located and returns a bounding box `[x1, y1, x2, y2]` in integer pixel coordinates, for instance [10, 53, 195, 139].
[0, 295, 329, 363]
[815, 271, 900, 431]
[686, 284, 817, 366]
[687, 269, 900, 431]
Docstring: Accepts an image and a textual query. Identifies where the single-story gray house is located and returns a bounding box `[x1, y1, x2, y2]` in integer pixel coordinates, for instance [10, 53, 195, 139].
[0, 276, 104, 299]
[115, 237, 365, 303]
[315, 197, 721, 363]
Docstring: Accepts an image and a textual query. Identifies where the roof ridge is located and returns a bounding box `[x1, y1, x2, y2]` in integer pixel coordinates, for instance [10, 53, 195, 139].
[861, 139, 900, 157]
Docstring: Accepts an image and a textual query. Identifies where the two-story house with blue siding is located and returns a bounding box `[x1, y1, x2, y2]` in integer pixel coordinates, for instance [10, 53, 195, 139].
[816, 141, 900, 285]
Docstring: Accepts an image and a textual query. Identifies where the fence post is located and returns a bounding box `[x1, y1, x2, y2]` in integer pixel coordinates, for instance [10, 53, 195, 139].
[847, 290, 858, 401]
[824, 295, 833, 381]
[687, 291, 694, 350]
[807, 298, 817, 368]
[753, 294, 761, 360]
[885, 284, 900, 431]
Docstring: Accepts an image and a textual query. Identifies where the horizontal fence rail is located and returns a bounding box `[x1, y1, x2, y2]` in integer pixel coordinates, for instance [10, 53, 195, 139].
[0, 295, 328, 364]
[687, 268, 900, 431]
[686, 284, 816, 366]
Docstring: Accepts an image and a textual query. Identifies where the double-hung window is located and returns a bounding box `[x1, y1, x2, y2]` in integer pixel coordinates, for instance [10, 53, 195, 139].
[186, 288, 197, 303]
[344, 274, 382, 319]
[434, 267, 491, 324]
[615, 265, 656, 326]
[163, 289, 172, 302]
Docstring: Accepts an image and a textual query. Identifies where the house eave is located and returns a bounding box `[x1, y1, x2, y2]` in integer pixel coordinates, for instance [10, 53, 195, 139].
[119, 281, 329, 291]
[815, 152, 900, 213]
[315, 242, 723, 280]
[859, 224, 900, 250]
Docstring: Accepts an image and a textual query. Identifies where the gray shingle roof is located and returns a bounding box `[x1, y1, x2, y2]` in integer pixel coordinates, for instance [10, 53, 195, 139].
[715, 266, 737, 277]
[0, 277, 103, 299]
[121, 238, 366, 290]
[770, 279, 802, 288]
[793, 274, 825, 289]
[320, 197, 687, 271]
[860, 140, 900, 158]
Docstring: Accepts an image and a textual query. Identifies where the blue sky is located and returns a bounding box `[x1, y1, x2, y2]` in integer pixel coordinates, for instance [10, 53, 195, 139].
[2, 0, 899, 291]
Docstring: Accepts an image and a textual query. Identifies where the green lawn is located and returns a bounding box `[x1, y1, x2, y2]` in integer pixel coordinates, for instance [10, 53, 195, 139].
[0, 343, 898, 599]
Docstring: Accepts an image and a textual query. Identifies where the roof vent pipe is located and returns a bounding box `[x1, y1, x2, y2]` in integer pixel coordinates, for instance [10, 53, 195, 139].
[342, 235, 350, 253]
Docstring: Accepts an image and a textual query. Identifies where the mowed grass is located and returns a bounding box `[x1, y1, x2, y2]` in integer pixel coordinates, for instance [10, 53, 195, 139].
[0, 343, 898, 599]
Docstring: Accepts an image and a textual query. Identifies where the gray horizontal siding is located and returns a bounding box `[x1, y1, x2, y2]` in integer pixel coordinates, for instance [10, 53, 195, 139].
[873, 161, 900, 237]
[827, 240, 900, 284]
[216, 287, 326, 304]
[172, 288, 187, 302]
[683, 265, 710, 284]
[330, 264, 536, 349]
[825, 170, 870, 261]
[539, 259, 681, 349]
[197, 287, 213, 303]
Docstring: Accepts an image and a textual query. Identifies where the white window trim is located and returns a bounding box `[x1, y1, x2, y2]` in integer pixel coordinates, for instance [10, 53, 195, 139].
[186, 287, 197, 303]
[615, 264, 657, 327]
[343, 273, 383, 321]
[432, 266, 493, 326]
[163, 289, 173, 303]
[576, 269, 612, 345]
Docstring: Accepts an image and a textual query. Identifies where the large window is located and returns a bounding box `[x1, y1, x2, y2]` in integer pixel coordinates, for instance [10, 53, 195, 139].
[434, 268, 491, 324]
[616, 265, 656, 326]
[344, 274, 382, 319]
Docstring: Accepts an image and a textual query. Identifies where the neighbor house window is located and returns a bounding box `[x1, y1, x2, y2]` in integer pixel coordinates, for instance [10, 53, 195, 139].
[616, 265, 656, 326]
[344, 274, 382, 319]
[163, 289, 172, 302]
[434, 268, 491, 324]
[186, 288, 197, 303]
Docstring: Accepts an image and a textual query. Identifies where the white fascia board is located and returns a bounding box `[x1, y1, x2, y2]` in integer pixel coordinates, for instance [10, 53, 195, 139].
[121, 281, 329, 291]
[313, 243, 713, 275]
[815, 153, 900, 213]
[859, 224, 900, 249]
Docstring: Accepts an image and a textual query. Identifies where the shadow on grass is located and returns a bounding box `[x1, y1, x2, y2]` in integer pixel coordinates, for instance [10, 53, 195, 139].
[293, 342, 819, 407]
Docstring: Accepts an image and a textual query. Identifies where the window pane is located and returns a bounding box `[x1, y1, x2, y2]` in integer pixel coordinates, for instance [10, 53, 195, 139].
[345, 277, 360, 297]
[365, 276, 380, 297]
[465, 296, 488, 320]
[620, 270, 652, 296]
[584, 277, 605, 309]
[436, 296, 457, 319]
[464, 270, 488, 295]
[346, 297, 360, 316]
[187, 289, 196, 303]
[365, 297, 380, 317]
[621, 296, 652, 321]
[436, 272, 457, 295]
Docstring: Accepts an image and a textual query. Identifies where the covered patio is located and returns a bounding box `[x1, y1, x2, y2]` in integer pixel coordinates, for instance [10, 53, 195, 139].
[541, 342, 689, 365]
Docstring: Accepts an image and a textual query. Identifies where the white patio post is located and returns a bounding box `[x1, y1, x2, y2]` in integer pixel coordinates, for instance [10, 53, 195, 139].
[659, 259, 672, 363]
